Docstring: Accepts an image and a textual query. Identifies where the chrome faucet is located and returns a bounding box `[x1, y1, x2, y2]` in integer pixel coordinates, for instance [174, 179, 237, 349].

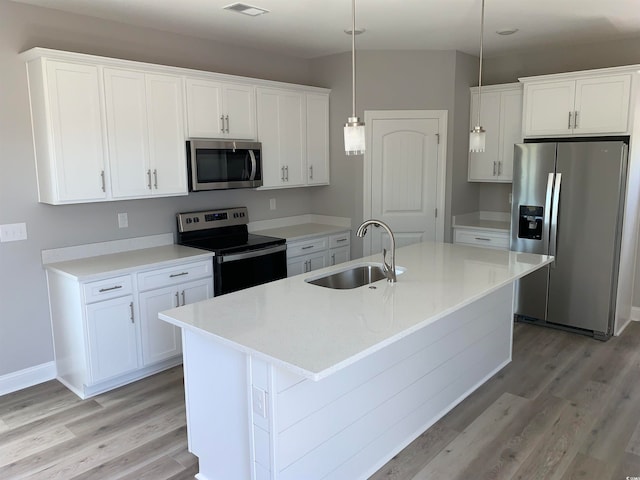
[356, 219, 396, 283]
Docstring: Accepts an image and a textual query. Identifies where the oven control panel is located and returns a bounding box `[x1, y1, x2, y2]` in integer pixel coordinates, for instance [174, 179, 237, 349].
[177, 207, 248, 232]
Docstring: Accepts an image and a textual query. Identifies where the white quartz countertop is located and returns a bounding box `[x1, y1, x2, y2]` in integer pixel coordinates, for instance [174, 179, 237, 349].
[253, 223, 349, 241]
[160, 241, 551, 381]
[45, 244, 214, 281]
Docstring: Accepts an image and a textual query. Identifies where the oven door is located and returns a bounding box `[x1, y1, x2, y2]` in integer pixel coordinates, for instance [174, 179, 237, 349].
[214, 244, 287, 296]
[188, 140, 262, 190]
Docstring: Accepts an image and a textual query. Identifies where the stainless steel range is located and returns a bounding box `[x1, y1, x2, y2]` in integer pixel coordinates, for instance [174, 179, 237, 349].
[176, 207, 287, 296]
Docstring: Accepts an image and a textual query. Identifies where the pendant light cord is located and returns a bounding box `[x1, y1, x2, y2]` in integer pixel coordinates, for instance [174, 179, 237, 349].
[351, 0, 357, 118]
[476, 0, 484, 128]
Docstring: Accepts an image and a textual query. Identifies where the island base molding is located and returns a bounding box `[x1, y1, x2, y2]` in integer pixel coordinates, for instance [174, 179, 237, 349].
[181, 284, 514, 480]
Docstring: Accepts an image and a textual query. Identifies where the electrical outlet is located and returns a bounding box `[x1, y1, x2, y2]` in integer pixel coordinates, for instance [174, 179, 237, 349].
[252, 386, 267, 418]
[117, 212, 128, 228]
[0, 223, 28, 242]
[269, 198, 276, 210]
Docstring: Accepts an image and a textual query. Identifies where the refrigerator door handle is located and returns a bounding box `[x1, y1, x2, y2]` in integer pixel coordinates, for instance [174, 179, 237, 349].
[549, 173, 562, 264]
[543, 172, 554, 252]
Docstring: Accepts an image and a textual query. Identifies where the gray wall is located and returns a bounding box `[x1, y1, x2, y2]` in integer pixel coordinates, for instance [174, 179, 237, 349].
[0, 0, 316, 377]
[309, 50, 479, 257]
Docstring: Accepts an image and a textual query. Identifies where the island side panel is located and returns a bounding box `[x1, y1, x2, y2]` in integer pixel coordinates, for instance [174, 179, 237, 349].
[182, 329, 252, 480]
[265, 284, 513, 480]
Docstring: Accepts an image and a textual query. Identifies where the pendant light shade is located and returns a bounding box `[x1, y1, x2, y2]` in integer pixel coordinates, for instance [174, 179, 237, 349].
[469, 0, 486, 153]
[344, 0, 365, 156]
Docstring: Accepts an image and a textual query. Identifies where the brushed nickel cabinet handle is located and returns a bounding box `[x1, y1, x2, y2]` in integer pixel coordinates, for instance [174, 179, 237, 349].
[331, 253, 335, 265]
[220, 115, 225, 133]
[98, 285, 122, 292]
[301, 245, 314, 250]
[309, 165, 314, 180]
[225, 115, 230, 133]
[336, 238, 348, 242]
[474, 237, 491, 241]
[281, 166, 285, 182]
[147, 169, 152, 189]
[568, 111, 573, 129]
[100, 170, 105, 192]
[175, 291, 180, 307]
[285, 165, 289, 181]
[574, 111, 579, 128]
[493, 161, 497, 176]
[129, 302, 134, 323]
[153, 169, 158, 189]
[169, 272, 188, 278]
[181, 290, 186, 306]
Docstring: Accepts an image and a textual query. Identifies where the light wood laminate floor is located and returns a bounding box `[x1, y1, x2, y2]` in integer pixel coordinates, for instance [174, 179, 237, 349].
[1, 321, 640, 479]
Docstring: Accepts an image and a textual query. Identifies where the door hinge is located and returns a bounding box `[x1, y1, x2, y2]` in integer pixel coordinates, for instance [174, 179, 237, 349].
[436, 133, 440, 144]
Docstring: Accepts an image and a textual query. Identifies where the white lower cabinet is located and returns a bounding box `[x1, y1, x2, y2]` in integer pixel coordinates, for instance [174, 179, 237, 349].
[286, 231, 350, 276]
[85, 294, 138, 383]
[138, 278, 212, 365]
[47, 258, 213, 399]
[453, 227, 510, 250]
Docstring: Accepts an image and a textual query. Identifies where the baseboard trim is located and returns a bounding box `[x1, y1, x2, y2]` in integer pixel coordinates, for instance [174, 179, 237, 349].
[0, 361, 56, 397]
[631, 307, 640, 321]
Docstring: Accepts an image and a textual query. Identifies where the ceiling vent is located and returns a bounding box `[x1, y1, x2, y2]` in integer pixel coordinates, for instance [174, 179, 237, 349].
[223, 3, 269, 16]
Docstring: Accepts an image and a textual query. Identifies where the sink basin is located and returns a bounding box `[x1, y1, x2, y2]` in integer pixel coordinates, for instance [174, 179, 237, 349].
[305, 263, 404, 289]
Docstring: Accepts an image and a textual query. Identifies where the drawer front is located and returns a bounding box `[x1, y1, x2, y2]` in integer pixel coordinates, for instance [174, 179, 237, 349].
[137, 260, 213, 292]
[329, 231, 351, 249]
[454, 229, 510, 250]
[83, 275, 133, 303]
[287, 236, 328, 258]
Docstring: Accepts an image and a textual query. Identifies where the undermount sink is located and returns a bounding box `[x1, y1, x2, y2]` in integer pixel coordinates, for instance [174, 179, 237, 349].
[305, 263, 404, 290]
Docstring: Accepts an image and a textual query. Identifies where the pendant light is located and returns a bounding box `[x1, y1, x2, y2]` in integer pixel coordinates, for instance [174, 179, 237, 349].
[469, 0, 486, 153]
[344, 0, 365, 155]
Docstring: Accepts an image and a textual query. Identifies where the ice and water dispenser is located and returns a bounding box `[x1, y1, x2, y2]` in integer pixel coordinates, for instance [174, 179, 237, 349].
[518, 205, 543, 240]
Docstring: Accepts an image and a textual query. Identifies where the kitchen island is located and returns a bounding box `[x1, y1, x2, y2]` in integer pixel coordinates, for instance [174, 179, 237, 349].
[159, 241, 552, 480]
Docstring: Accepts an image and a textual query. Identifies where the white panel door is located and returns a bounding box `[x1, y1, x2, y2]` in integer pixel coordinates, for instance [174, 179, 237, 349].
[138, 285, 182, 366]
[104, 68, 150, 198]
[145, 73, 187, 195]
[306, 93, 330, 185]
[223, 83, 256, 139]
[523, 81, 575, 136]
[85, 295, 138, 384]
[498, 88, 523, 181]
[365, 111, 446, 255]
[574, 75, 631, 134]
[185, 78, 224, 138]
[46, 61, 107, 202]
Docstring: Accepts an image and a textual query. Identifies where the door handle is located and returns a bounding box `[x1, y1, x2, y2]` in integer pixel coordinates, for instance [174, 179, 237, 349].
[285, 165, 289, 181]
[281, 166, 285, 182]
[225, 115, 230, 133]
[574, 111, 579, 129]
[493, 161, 497, 176]
[147, 169, 152, 189]
[181, 290, 186, 306]
[129, 302, 134, 323]
[100, 170, 106, 192]
[309, 165, 314, 180]
[248, 150, 257, 181]
[175, 291, 180, 307]
[549, 173, 562, 265]
[498, 161, 502, 176]
[568, 112, 573, 129]
[220, 115, 225, 133]
[153, 169, 158, 189]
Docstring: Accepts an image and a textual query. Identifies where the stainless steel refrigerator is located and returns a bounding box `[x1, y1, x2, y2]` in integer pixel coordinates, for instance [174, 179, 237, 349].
[510, 139, 628, 340]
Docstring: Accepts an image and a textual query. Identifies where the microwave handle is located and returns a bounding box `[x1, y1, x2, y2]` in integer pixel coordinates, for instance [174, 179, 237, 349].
[248, 150, 257, 181]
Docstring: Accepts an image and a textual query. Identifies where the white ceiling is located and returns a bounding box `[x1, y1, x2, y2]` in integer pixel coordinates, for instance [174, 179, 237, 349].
[11, 0, 640, 59]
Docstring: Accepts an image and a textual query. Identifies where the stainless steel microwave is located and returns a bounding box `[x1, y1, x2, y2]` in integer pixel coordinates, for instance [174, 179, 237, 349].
[187, 139, 262, 191]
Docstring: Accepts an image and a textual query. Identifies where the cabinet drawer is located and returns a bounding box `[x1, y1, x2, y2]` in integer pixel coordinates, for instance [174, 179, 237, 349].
[83, 275, 133, 303]
[287, 237, 328, 258]
[137, 260, 212, 292]
[329, 232, 350, 248]
[454, 229, 510, 250]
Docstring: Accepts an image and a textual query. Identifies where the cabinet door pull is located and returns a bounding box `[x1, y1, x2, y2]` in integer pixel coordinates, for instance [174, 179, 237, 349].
[98, 285, 122, 292]
[175, 291, 180, 307]
[169, 272, 189, 278]
[568, 111, 573, 129]
[336, 238, 348, 243]
[493, 161, 497, 176]
[225, 115, 230, 133]
[281, 166, 285, 182]
[181, 290, 186, 306]
[147, 169, 152, 189]
[153, 169, 158, 189]
[285, 165, 289, 182]
[309, 165, 314, 180]
[220, 115, 225, 133]
[474, 237, 491, 241]
[574, 111, 579, 128]
[129, 302, 134, 323]
[331, 253, 336, 265]
[498, 161, 502, 176]
[100, 170, 106, 192]
[301, 245, 314, 250]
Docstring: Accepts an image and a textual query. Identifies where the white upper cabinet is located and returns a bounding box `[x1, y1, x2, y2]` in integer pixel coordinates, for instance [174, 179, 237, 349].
[104, 68, 187, 198]
[27, 59, 108, 204]
[258, 87, 307, 188]
[468, 83, 522, 183]
[306, 92, 330, 185]
[185, 78, 256, 139]
[522, 72, 631, 137]
[258, 88, 330, 189]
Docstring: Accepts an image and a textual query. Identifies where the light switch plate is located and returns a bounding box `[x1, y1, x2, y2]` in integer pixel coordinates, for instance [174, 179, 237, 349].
[0, 223, 27, 242]
[252, 386, 267, 418]
[269, 198, 276, 210]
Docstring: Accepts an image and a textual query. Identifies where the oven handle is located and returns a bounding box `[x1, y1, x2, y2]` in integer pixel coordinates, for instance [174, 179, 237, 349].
[217, 244, 286, 263]
[248, 150, 257, 181]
